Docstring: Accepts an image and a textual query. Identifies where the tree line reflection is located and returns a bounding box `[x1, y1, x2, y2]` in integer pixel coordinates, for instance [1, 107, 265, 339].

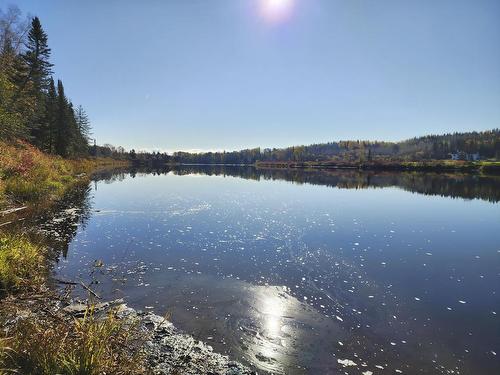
[27, 165, 498, 268]
[94, 165, 500, 203]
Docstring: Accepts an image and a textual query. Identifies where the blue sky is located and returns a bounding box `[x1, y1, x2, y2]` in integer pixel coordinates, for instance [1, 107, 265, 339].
[2, 0, 500, 152]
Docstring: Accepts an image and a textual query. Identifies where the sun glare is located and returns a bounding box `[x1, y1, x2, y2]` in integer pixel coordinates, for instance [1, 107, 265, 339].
[259, 0, 294, 23]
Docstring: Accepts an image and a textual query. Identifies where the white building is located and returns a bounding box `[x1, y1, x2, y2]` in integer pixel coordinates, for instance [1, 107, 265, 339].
[449, 151, 480, 161]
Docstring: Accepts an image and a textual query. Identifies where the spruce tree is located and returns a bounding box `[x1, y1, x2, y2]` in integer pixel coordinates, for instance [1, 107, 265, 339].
[55, 79, 68, 156]
[18, 16, 53, 147]
[66, 101, 82, 156]
[44, 77, 57, 153]
[75, 104, 91, 142]
[21, 17, 52, 91]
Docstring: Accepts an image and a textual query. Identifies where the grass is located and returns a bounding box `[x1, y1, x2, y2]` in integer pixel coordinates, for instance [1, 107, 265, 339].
[0, 141, 76, 205]
[0, 233, 46, 293]
[0, 141, 141, 374]
[0, 303, 147, 375]
[0, 231, 148, 374]
[0, 232, 148, 374]
[0, 140, 129, 208]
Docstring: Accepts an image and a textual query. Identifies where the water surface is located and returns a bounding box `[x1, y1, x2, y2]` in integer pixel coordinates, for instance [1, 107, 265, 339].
[51, 167, 500, 374]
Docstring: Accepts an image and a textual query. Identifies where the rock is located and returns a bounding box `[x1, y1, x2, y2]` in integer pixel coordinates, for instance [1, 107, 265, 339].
[62, 299, 125, 317]
[129, 310, 255, 374]
[60, 299, 254, 374]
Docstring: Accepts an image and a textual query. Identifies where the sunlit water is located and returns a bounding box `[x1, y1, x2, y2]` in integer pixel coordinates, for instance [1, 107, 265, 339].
[51, 167, 499, 374]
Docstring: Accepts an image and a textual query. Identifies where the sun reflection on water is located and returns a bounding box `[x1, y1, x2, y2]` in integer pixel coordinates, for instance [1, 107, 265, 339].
[262, 294, 285, 337]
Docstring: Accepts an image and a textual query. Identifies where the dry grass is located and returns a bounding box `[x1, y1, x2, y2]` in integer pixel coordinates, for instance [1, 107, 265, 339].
[0, 140, 129, 208]
[0, 140, 76, 205]
[0, 301, 148, 375]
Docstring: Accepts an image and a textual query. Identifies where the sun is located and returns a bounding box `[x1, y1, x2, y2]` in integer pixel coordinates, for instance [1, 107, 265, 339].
[259, 0, 295, 23]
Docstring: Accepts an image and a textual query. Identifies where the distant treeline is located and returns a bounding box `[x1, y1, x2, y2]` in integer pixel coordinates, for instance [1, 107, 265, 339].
[125, 129, 500, 166]
[0, 6, 91, 157]
[168, 129, 500, 164]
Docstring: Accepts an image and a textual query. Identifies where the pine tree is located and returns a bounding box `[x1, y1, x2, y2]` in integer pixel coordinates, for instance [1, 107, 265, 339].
[75, 104, 91, 142]
[17, 16, 53, 146]
[55, 79, 68, 156]
[66, 100, 87, 156]
[44, 77, 57, 153]
[21, 17, 52, 91]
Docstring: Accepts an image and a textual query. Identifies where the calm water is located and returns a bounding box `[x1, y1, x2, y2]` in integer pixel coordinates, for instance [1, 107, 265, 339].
[49, 167, 499, 374]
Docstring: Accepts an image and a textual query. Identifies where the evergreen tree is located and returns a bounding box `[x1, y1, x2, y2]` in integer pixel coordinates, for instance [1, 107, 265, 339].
[44, 77, 57, 153]
[20, 17, 52, 91]
[55, 79, 68, 156]
[67, 101, 88, 156]
[75, 104, 91, 142]
[14, 16, 53, 146]
[1, 8, 91, 156]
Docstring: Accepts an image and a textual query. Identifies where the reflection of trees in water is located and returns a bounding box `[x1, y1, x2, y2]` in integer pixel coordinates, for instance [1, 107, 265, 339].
[91, 168, 129, 184]
[92, 167, 165, 184]
[36, 182, 94, 258]
[32, 166, 497, 264]
[89, 165, 500, 203]
[163, 165, 500, 203]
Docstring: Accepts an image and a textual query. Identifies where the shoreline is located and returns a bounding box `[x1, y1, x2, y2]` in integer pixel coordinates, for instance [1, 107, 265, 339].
[132, 160, 500, 175]
[0, 149, 254, 373]
[121, 305, 255, 375]
[1, 290, 254, 374]
[254, 160, 500, 174]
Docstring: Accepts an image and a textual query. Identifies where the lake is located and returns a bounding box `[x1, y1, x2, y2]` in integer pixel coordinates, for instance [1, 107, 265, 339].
[46, 167, 499, 374]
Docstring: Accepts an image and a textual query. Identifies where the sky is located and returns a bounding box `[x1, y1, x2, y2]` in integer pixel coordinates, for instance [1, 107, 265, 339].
[2, 0, 500, 152]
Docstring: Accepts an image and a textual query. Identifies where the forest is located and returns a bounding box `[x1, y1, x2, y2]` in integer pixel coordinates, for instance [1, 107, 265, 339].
[135, 129, 500, 166]
[0, 6, 91, 157]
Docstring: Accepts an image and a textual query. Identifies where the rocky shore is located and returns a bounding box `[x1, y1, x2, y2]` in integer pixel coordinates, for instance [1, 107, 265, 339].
[118, 305, 254, 375]
[63, 299, 256, 375]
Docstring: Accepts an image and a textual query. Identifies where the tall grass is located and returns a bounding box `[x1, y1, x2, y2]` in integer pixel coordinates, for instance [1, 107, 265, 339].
[0, 305, 147, 375]
[0, 233, 46, 293]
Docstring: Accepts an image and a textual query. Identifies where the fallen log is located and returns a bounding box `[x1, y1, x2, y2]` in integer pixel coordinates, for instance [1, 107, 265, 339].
[0, 206, 27, 216]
